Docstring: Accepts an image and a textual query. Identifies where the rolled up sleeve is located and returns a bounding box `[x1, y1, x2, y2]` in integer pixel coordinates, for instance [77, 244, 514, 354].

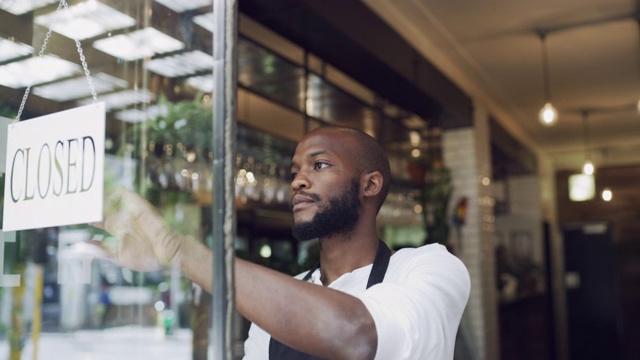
[359, 246, 471, 360]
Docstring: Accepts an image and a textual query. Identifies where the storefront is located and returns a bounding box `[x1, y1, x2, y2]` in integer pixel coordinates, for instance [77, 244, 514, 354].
[0, 1, 451, 358]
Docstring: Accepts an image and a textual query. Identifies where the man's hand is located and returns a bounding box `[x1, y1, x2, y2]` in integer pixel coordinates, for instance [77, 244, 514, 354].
[91, 187, 184, 272]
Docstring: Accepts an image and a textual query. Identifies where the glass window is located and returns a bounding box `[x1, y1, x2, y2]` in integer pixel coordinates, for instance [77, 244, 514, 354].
[0, 1, 223, 358]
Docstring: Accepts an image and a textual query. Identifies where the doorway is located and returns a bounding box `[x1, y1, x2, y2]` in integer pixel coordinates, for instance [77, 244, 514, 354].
[563, 222, 622, 360]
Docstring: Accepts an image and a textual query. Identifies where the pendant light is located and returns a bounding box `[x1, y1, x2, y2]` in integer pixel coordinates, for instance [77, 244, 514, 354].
[600, 149, 613, 202]
[581, 111, 595, 175]
[568, 111, 596, 201]
[538, 31, 558, 126]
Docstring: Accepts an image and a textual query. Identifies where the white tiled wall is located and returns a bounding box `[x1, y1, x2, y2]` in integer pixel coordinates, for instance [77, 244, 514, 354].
[443, 102, 499, 360]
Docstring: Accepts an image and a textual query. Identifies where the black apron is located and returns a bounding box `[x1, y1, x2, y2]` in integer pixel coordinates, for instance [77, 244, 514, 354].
[268, 240, 391, 360]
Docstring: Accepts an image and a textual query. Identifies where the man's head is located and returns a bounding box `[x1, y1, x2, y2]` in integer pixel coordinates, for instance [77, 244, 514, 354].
[289, 126, 391, 241]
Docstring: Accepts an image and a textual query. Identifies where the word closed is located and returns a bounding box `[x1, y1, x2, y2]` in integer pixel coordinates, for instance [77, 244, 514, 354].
[9, 136, 97, 202]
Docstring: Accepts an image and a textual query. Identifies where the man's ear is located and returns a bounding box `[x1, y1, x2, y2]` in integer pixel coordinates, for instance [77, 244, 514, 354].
[362, 171, 383, 199]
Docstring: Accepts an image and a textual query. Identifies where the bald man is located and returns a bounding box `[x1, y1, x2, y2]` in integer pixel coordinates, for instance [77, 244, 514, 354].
[95, 126, 470, 360]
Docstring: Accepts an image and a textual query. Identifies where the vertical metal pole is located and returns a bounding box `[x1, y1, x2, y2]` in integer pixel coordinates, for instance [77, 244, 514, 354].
[302, 50, 309, 133]
[212, 0, 237, 359]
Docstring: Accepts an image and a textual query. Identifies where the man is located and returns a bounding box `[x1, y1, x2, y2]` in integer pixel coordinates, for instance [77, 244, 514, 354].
[95, 126, 470, 359]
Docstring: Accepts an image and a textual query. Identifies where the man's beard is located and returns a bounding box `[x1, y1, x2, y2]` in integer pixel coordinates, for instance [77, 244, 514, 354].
[292, 180, 361, 241]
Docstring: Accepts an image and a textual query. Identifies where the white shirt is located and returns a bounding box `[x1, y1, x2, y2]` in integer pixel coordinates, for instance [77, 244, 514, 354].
[243, 243, 471, 359]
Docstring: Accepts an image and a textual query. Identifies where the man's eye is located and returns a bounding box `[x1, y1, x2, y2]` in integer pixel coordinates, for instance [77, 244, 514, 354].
[314, 162, 328, 170]
[290, 172, 298, 181]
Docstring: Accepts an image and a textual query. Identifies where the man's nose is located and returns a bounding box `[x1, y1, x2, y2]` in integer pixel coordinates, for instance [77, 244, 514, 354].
[291, 173, 310, 191]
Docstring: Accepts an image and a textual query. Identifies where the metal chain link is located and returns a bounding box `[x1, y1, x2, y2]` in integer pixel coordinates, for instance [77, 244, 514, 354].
[62, 0, 98, 104]
[15, 0, 98, 121]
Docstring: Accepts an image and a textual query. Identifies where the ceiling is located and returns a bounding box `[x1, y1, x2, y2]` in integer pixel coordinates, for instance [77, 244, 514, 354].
[364, 0, 640, 171]
[0, 0, 453, 152]
[1, 0, 638, 175]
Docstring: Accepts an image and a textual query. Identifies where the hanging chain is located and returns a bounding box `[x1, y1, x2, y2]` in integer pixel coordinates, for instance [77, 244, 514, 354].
[15, 0, 62, 121]
[63, 0, 98, 104]
[15, 0, 98, 122]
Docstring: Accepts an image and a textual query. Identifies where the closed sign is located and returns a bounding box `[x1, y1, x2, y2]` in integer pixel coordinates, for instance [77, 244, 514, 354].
[3, 103, 105, 231]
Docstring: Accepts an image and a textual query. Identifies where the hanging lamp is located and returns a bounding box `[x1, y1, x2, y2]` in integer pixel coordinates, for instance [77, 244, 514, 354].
[538, 31, 558, 126]
[581, 111, 595, 175]
[569, 111, 596, 201]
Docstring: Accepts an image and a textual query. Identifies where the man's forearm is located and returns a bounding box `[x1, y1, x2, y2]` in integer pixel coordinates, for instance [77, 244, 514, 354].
[235, 258, 377, 359]
[177, 238, 377, 359]
[178, 235, 214, 293]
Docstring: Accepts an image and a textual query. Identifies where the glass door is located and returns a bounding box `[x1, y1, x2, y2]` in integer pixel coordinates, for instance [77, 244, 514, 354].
[0, 0, 236, 358]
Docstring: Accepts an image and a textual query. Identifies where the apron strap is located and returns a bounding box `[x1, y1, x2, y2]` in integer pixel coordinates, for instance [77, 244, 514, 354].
[366, 239, 391, 288]
[269, 239, 391, 360]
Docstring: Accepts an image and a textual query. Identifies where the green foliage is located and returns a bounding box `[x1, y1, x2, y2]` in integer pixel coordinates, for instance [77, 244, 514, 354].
[421, 162, 453, 245]
[0, 102, 16, 119]
[125, 93, 213, 154]
[118, 93, 214, 200]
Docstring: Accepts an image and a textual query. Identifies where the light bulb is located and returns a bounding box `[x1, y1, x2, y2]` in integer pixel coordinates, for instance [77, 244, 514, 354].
[259, 244, 272, 258]
[602, 188, 612, 201]
[582, 160, 594, 175]
[539, 102, 558, 126]
[409, 131, 421, 146]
